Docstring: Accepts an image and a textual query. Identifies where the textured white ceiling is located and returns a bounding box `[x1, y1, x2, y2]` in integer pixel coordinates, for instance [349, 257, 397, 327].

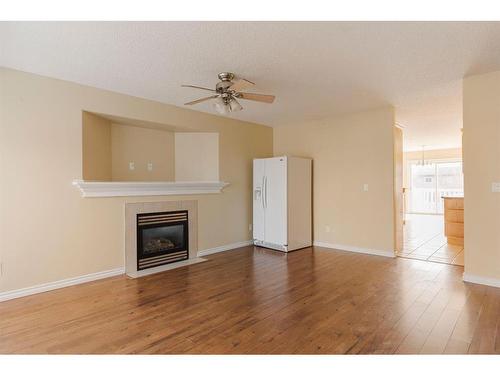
[2, 22, 500, 150]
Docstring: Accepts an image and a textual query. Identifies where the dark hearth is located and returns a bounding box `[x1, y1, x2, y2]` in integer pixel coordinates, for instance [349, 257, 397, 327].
[136, 210, 188, 270]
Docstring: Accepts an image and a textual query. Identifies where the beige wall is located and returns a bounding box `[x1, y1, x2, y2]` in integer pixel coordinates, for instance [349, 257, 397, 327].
[463, 70, 500, 281]
[82, 112, 112, 180]
[111, 123, 175, 181]
[175, 133, 219, 181]
[0, 68, 273, 293]
[273, 107, 396, 253]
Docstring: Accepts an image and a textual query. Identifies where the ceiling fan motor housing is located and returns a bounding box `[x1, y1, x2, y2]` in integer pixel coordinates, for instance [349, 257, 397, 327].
[216, 72, 236, 95]
[216, 81, 233, 93]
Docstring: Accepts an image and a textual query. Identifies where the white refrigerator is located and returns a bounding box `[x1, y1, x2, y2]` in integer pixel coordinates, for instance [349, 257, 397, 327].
[253, 156, 312, 252]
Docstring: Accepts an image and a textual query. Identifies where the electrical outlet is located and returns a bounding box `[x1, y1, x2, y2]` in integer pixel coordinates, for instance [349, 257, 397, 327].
[249, 224, 253, 232]
[325, 225, 331, 233]
[363, 183, 369, 192]
[492, 182, 500, 193]
[129, 162, 135, 171]
[147, 162, 153, 172]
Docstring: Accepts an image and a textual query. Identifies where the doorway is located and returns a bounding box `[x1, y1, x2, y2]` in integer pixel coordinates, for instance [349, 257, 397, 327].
[397, 155, 464, 265]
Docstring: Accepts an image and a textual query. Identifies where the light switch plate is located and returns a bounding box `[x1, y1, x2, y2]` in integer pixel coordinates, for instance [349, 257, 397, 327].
[492, 182, 500, 193]
[129, 162, 135, 171]
[147, 162, 153, 172]
[325, 225, 331, 233]
[363, 183, 369, 192]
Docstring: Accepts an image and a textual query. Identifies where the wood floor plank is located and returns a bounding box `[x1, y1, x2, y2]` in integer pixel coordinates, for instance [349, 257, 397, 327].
[0, 245, 498, 354]
[395, 287, 452, 354]
[468, 286, 500, 354]
[419, 285, 469, 353]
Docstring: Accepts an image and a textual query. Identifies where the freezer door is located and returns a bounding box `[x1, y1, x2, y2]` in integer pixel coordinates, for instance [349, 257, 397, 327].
[264, 157, 287, 246]
[252, 159, 265, 241]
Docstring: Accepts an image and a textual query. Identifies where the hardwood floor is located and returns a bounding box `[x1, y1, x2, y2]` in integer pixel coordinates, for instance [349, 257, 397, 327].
[0, 246, 498, 354]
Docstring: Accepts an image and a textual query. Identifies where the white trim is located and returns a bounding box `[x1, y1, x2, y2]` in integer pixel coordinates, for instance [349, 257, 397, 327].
[463, 272, 500, 289]
[72, 180, 229, 198]
[197, 240, 253, 257]
[313, 241, 395, 258]
[0, 267, 125, 302]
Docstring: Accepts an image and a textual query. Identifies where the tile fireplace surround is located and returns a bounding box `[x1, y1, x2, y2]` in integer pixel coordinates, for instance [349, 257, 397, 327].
[125, 200, 206, 278]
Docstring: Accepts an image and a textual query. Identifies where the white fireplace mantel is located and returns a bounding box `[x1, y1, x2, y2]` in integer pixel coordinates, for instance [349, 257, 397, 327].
[72, 180, 229, 198]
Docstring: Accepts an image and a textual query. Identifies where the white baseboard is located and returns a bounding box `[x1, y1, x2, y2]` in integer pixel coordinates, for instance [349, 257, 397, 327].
[463, 272, 500, 288]
[0, 267, 125, 302]
[197, 240, 253, 257]
[313, 241, 395, 258]
[0, 240, 253, 302]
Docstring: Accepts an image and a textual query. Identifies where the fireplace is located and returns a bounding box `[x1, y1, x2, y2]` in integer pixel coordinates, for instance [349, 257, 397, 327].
[136, 210, 189, 270]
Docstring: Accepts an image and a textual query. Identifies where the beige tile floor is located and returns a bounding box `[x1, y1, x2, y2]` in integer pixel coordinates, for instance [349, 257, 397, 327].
[397, 213, 464, 266]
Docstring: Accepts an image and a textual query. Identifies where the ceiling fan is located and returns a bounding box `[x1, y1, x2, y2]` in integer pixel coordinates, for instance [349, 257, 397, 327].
[182, 72, 275, 115]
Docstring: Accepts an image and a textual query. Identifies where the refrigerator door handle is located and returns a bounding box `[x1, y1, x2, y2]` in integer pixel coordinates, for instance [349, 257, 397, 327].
[264, 175, 268, 209]
[261, 176, 266, 209]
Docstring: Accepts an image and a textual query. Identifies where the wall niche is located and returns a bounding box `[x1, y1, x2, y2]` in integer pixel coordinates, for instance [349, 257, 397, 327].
[82, 111, 219, 183]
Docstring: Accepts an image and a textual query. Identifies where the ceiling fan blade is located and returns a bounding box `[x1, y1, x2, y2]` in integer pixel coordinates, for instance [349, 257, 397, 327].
[230, 78, 255, 92]
[238, 92, 275, 104]
[181, 84, 216, 92]
[184, 95, 219, 105]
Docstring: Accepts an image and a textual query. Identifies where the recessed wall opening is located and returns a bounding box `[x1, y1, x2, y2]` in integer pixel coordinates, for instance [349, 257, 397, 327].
[81, 111, 219, 183]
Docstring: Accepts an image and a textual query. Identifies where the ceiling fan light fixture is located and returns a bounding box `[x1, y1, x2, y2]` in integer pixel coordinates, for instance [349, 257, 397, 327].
[213, 96, 230, 115]
[229, 98, 243, 112]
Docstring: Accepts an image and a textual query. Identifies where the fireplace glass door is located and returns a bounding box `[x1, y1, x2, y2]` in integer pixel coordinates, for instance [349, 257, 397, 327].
[140, 224, 186, 256]
[136, 210, 189, 270]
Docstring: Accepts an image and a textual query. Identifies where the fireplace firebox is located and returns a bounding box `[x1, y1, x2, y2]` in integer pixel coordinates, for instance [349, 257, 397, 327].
[136, 210, 189, 270]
